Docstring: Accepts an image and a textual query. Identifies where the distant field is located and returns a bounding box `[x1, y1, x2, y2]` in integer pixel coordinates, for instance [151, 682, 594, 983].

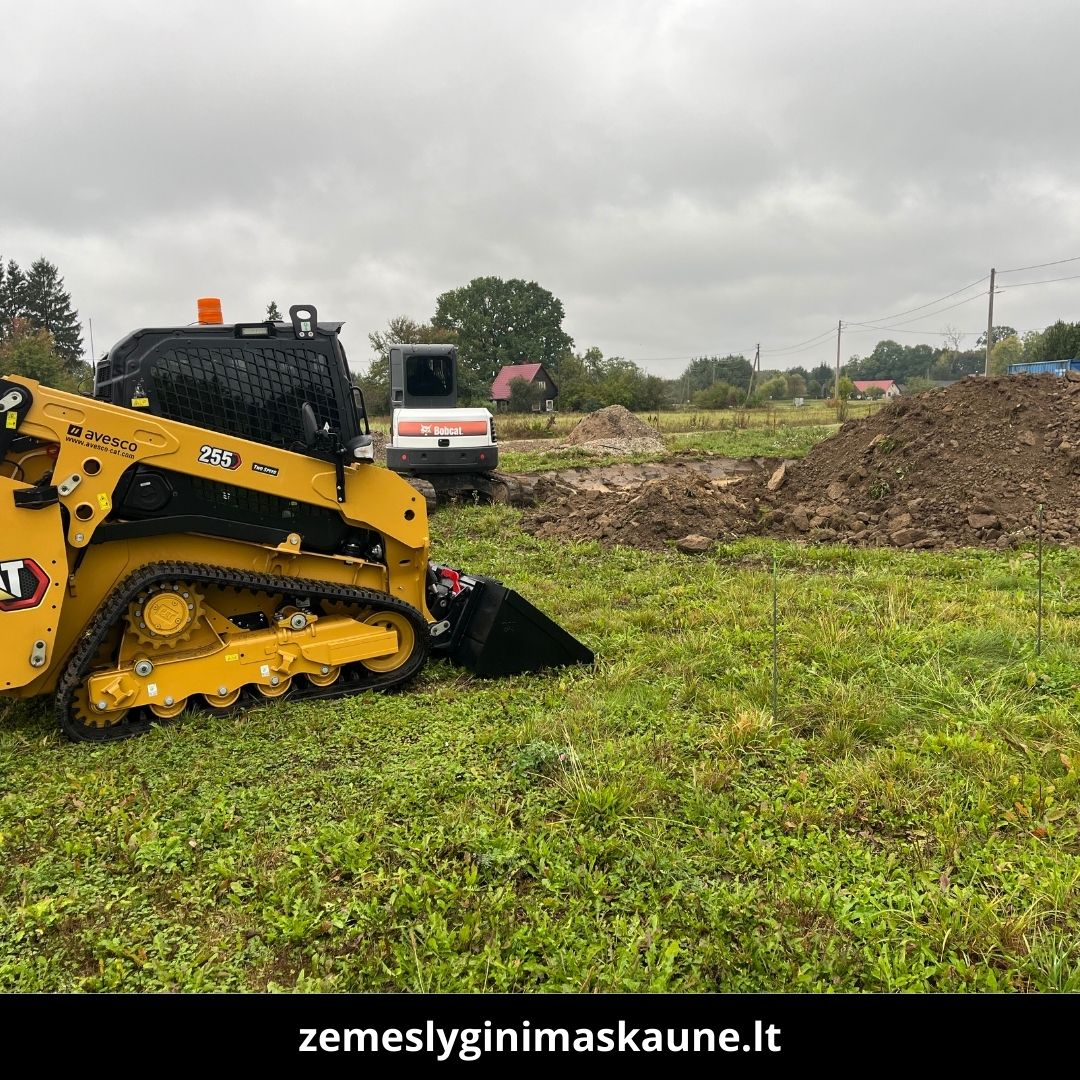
[3, 509, 1079, 991]
[494, 400, 884, 441]
[499, 425, 840, 474]
[369, 401, 884, 444]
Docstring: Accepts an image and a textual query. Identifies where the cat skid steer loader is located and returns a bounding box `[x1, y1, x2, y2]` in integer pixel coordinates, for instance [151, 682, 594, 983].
[0, 301, 591, 741]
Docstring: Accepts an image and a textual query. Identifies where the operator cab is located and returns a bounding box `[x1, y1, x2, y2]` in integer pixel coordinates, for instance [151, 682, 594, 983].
[93, 301, 372, 463]
[391, 345, 458, 409]
[88, 299, 379, 554]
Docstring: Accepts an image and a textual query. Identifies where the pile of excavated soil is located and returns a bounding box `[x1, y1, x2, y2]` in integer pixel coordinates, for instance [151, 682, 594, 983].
[747, 373, 1080, 550]
[526, 471, 750, 549]
[564, 405, 666, 456]
[522, 375, 1080, 552]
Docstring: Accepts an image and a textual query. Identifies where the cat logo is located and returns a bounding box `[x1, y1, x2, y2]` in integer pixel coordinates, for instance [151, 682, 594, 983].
[0, 558, 50, 612]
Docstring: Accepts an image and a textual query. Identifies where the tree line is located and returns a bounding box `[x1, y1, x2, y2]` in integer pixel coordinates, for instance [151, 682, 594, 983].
[0, 256, 87, 391]
[360, 277, 833, 413]
[363, 275, 1080, 414]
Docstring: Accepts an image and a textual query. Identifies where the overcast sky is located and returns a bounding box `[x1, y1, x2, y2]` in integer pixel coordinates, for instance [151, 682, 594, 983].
[3, 0, 1079, 377]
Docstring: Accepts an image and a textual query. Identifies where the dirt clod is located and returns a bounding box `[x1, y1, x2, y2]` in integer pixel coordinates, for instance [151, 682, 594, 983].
[767, 462, 787, 491]
[676, 534, 715, 554]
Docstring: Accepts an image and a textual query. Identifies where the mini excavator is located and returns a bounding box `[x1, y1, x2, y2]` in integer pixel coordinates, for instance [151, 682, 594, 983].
[0, 300, 592, 741]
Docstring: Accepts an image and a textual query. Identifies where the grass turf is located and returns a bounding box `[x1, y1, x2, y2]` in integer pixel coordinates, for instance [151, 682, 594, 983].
[2, 506, 1079, 991]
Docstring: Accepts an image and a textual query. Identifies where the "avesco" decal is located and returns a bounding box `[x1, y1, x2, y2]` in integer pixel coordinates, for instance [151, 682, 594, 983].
[65, 424, 138, 457]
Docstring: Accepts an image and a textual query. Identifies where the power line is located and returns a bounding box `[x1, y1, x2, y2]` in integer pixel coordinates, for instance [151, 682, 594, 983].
[621, 348, 757, 363]
[844, 324, 983, 338]
[847, 290, 989, 331]
[761, 326, 838, 354]
[621, 251, 1078, 371]
[997, 255, 1080, 275]
[998, 271, 1080, 290]
[849, 274, 989, 325]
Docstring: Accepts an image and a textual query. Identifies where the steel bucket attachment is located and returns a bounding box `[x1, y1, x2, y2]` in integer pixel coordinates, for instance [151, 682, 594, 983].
[428, 564, 594, 677]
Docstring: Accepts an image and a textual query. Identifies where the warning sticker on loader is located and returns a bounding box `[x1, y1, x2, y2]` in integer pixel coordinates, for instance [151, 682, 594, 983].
[0, 558, 50, 612]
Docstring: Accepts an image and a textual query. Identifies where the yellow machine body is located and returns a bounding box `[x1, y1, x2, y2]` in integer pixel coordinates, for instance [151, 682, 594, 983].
[0, 377, 431, 733]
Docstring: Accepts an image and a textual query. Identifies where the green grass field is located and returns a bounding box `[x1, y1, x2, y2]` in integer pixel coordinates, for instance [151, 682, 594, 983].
[499, 425, 840, 473]
[491, 400, 881, 441]
[2, 505, 1079, 992]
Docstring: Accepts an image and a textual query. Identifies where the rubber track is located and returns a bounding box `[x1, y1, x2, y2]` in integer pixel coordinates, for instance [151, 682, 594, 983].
[55, 561, 429, 742]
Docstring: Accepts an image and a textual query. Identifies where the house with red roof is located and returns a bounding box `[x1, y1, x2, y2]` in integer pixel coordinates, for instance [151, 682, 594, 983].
[852, 379, 901, 399]
[490, 362, 559, 412]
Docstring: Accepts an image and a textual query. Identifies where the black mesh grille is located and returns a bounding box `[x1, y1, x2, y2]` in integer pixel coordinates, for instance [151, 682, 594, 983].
[149, 344, 341, 448]
[186, 476, 340, 526]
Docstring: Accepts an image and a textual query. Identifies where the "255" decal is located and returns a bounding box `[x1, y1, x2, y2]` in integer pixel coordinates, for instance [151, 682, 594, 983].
[198, 445, 242, 470]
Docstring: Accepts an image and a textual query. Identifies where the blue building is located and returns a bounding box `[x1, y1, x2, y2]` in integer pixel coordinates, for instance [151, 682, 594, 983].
[1007, 358, 1080, 376]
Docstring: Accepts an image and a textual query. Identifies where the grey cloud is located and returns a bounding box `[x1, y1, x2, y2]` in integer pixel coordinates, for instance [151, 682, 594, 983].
[2, 0, 1079, 378]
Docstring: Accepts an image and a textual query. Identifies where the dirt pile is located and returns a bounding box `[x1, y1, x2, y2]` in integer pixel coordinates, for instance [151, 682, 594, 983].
[525, 471, 750, 549]
[747, 373, 1080, 549]
[564, 405, 665, 456]
[522, 375, 1080, 552]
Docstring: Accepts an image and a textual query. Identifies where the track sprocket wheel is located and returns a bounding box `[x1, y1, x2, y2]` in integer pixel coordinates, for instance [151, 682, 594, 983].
[124, 582, 204, 650]
[69, 628, 128, 731]
[72, 683, 129, 730]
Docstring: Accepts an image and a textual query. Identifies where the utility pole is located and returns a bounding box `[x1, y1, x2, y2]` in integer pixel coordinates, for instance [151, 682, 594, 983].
[744, 343, 761, 406]
[984, 267, 996, 375]
[834, 320, 842, 400]
[88, 317, 95, 362]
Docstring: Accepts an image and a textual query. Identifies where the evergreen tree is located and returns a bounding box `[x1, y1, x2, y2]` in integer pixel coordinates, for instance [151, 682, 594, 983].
[1, 259, 28, 339]
[266, 300, 283, 322]
[23, 258, 83, 368]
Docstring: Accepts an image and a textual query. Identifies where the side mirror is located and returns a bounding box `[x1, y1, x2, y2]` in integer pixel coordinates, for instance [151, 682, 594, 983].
[301, 402, 319, 449]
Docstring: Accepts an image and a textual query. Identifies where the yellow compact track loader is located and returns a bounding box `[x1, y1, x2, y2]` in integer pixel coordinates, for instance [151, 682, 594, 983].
[0, 301, 592, 741]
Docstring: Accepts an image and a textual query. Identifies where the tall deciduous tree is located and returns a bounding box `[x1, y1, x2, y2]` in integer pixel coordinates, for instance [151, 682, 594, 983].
[989, 334, 1023, 375]
[1025, 320, 1080, 364]
[23, 258, 83, 368]
[785, 373, 807, 398]
[678, 355, 753, 395]
[507, 376, 541, 413]
[976, 325, 1018, 348]
[432, 277, 573, 402]
[0, 319, 84, 391]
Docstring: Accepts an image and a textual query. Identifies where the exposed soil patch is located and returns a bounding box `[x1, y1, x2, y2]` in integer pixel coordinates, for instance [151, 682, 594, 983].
[747, 373, 1080, 550]
[522, 375, 1080, 552]
[509, 455, 772, 506]
[564, 404, 666, 456]
[526, 469, 752, 549]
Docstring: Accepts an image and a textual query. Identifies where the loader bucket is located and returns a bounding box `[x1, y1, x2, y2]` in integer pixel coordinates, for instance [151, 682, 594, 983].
[430, 568, 594, 677]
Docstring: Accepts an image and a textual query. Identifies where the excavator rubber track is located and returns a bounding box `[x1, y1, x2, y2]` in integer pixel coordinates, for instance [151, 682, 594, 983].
[55, 561, 429, 743]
